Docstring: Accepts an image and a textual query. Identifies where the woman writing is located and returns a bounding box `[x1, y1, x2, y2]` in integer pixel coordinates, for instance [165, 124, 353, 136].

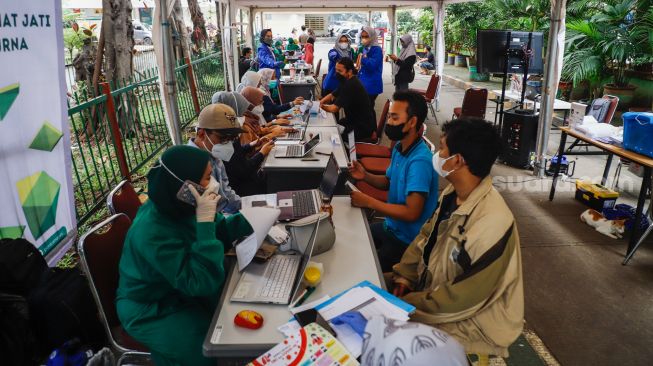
[116, 145, 254, 366]
[258, 68, 304, 122]
[389, 34, 417, 91]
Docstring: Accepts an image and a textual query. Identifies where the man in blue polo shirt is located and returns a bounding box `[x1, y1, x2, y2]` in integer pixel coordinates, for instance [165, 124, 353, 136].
[349, 91, 439, 272]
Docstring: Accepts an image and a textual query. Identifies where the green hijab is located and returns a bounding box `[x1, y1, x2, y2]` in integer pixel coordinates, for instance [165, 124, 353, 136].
[274, 40, 283, 49]
[147, 145, 211, 218]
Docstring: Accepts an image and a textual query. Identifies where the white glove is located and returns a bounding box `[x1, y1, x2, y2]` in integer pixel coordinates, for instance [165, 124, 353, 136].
[189, 178, 221, 222]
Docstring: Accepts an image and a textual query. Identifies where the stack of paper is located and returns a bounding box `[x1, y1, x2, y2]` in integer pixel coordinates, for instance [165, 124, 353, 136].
[235, 207, 280, 270]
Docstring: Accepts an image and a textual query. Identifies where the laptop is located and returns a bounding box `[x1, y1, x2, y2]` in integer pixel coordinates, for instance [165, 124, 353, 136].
[277, 153, 339, 221]
[274, 133, 321, 158]
[230, 219, 320, 304]
[277, 108, 311, 141]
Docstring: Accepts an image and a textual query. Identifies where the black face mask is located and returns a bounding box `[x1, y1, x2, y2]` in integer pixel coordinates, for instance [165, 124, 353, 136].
[384, 122, 408, 141]
[336, 73, 347, 82]
[263, 38, 272, 45]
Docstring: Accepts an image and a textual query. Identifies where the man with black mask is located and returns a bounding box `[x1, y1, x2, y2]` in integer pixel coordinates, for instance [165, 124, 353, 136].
[348, 91, 439, 272]
[319, 57, 376, 142]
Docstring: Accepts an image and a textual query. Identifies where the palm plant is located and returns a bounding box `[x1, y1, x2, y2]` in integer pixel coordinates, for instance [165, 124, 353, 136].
[562, 0, 645, 99]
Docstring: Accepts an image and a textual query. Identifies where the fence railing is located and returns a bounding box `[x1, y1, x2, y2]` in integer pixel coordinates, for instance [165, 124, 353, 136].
[68, 51, 224, 225]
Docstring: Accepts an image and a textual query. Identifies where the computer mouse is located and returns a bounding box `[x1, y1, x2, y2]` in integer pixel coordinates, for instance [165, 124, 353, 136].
[234, 310, 264, 330]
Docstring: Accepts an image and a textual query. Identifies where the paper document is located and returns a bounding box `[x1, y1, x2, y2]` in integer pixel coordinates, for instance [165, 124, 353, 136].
[241, 194, 277, 208]
[319, 286, 410, 322]
[348, 131, 356, 161]
[236, 207, 280, 270]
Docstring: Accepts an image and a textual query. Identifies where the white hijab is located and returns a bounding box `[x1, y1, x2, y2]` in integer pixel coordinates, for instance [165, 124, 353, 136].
[257, 68, 275, 97]
[236, 71, 262, 93]
[393, 34, 417, 77]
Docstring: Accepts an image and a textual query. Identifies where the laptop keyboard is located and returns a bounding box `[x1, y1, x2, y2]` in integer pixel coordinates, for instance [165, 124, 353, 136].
[292, 191, 317, 217]
[286, 145, 303, 157]
[258, 255, 299, 299]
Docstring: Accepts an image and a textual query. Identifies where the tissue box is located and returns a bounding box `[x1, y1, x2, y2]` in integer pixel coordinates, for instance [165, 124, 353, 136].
[569, 102, 587, 129]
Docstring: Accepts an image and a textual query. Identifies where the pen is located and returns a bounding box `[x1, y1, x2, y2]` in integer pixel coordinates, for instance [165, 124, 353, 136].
[315, 151, 330, 156]
[294, 287, 316, 307]
[301, 158, 319, 161]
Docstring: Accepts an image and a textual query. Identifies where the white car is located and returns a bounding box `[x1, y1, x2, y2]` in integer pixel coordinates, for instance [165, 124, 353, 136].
[133, 21, 152, 45]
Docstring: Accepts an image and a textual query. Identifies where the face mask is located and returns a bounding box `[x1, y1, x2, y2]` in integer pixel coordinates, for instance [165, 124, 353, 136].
[338, 42, 349, 50]
[211, 141, 235, 162]
[336, 73, 347, 82]
[268, 80, 278, 89]
[384, 122, 408, 141]
[252, 104, 264, 115]
[264, 37, 273, 45]
[236, 116, 245, 126]
[432, 151, 458, 178]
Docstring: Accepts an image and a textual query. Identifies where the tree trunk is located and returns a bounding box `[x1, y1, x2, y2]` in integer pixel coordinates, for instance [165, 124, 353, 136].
[187, 0, 208, 50]
[102, 0, 138, 137]
[172, 0, 191, 61]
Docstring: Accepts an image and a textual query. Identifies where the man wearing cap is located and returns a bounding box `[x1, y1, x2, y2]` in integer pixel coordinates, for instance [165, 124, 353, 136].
[188, 104, 243, 213]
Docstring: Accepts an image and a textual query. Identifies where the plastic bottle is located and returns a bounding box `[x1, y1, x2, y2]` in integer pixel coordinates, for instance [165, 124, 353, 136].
[289, 64, 296, 80]
[299, 70, 305, 82]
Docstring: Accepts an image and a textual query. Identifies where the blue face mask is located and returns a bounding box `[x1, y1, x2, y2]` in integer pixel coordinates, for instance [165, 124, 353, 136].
[269, 80, 278, 89]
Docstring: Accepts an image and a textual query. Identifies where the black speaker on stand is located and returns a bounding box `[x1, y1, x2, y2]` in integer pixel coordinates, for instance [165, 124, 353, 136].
[500, 108, 539, 168]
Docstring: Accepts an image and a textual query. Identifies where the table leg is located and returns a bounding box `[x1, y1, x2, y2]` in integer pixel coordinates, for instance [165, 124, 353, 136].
[563, 110, 569, 126]
[601, 154, 614, 186]
[549, 131, 567, 201]
[623, 167, 652, 264]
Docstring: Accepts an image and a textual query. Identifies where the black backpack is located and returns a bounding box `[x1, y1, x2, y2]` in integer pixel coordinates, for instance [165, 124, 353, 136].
[0, 292, 39, 366]
[0, 238, 48, 296]
[28, 267, 106, 354]
[588, 98, 612, 123]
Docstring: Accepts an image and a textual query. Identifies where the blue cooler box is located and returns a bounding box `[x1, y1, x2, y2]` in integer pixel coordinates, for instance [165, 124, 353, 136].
[623, 112, 653, 158]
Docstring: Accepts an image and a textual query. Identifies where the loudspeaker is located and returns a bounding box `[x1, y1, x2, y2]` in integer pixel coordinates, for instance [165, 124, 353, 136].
[501, 108, 539, 168]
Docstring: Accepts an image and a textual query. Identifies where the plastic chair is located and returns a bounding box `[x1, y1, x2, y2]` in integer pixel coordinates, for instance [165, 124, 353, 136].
[314, 59, 322, 79]
[452, 88, 488, 120]
[357, 99, 390, 144]
[360, 125, 428, 174]
[77, 214, 151, 360]
[409, 73, 441, 123]
[356, 100, 393, 158]
[107, 180, 143, 221]
[568, 95, 620, 154]
[356, 181, 388, 202]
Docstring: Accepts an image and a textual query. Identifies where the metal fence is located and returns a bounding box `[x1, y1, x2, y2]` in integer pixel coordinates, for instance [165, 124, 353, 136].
[68, 51, 225, 225]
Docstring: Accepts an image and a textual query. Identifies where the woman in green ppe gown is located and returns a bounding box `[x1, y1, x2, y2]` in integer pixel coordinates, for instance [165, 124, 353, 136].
[273, 40, 286, 63]
[286, 37, 300, 51]
[116, 145, 253, 366]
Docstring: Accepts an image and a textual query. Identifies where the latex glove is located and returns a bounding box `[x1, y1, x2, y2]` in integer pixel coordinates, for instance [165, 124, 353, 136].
[189, 178, 221, 222]
[331, 311, 368, 337]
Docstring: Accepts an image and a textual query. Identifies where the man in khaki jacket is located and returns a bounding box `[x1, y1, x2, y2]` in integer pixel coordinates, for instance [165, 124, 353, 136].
[391, 118, 524, 358]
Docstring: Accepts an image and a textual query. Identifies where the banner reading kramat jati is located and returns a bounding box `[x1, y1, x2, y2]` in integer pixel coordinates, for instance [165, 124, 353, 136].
[0, 0, 76, 264]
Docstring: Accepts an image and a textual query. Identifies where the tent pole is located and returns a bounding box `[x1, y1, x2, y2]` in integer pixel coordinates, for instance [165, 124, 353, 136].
[229, 0, 240, 90]
[534, 0, 567, 178]
[248, 7, 255, 47]
[433, 1, 445, 108]
[161, 0, 183, 145]
[389, 6, 396, 55]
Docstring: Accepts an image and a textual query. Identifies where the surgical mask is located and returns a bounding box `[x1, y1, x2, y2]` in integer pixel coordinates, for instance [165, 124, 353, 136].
[211, 141, 235, 162]
[384, 122, 408, 141]
[252, 104, 264, 115]
[432, 151, 458, 178]
[338, 42, 349, 50]
[268, 80, 278, 89]
[236, 116, 245, 126]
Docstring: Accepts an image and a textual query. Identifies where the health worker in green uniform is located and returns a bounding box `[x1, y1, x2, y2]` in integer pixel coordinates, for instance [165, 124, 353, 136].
[116, 145, 253, 366]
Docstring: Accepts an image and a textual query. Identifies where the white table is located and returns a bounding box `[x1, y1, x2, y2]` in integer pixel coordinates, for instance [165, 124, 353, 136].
[490, 89, 571, 111]
[263, 126, 349, 192]
[202, 197, 383, 358]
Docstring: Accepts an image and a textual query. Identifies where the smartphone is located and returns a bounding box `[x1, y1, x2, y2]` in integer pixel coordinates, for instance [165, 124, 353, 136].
[176, 180, 206, 206]
[345, 181, 360, 193]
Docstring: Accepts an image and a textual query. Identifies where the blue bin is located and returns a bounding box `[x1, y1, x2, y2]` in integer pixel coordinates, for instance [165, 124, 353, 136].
[623, 112, 653, 158]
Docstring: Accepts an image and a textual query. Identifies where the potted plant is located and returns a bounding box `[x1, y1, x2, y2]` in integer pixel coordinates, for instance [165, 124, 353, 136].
[563, 0, 648, 107]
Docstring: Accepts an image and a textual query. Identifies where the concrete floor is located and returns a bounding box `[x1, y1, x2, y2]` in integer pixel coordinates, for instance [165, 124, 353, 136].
[312, 40, 653, 365]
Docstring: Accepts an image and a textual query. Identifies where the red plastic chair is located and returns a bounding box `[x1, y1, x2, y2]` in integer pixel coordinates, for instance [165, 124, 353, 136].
[452, 87, 488, 120]
[409, 73, 441, 123]
[107, 180, 143, 221]
[356, 181, 388, 202]
[360, 125, 428, 174]
[77, 214, 150, 360]
[356, 100, 392, 158]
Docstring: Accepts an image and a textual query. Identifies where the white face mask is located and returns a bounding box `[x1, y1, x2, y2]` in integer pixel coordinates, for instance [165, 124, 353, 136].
[206, 175, 220, 195]
[338, 42, 349, 50]
[236, 116, 245, 127]
[211, 141, 235, 162]
[432, 151, 458, 178]
[252, 104, 264, 115]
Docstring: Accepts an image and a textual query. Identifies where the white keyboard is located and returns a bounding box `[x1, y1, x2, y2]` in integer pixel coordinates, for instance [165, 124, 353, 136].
[258, 255, 299, 299]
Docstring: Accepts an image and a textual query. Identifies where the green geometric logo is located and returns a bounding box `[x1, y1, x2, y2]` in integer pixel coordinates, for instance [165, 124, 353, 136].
[0, 83, 19, 121]
[0, 225, 25, 239]
[29, 121, 63, 151]
[16, 171, 61, 239]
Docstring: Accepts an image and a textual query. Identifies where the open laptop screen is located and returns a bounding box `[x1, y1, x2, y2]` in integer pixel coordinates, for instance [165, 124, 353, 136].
[303, 134, 320, 153]
[318, 154, 339, 201]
